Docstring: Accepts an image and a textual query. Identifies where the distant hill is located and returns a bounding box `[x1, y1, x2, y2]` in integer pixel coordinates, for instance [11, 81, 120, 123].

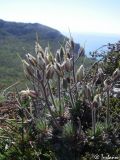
[0, 19, 68, 47]
[0, 19, 81, 89]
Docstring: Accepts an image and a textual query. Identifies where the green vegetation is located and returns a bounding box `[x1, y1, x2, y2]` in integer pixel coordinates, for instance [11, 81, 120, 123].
[0, 35, 120, 160]
[0, 20, 95, 90]
[0, 19, 80, 89]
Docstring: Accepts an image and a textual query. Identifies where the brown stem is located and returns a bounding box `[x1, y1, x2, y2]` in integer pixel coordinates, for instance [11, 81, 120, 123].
[47, 81, 57, 112]
[69, 85, 75, 108]
[92, 106, 96, 136]
[106, 90, 110, 127]
[72, 50, 76, 83]
[58, 75, 61, 115]
[41, 82, 59, 128]
[71, 50, 78, 100]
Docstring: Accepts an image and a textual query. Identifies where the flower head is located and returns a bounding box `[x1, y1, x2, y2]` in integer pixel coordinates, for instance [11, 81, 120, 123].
[76, 65, 85, 82]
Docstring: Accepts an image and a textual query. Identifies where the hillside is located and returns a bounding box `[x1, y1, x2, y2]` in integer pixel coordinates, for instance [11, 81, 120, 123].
[0, 19, 80, 89]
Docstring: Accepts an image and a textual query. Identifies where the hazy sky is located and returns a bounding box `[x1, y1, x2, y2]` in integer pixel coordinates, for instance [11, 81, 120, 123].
[0, 0, 120, 34]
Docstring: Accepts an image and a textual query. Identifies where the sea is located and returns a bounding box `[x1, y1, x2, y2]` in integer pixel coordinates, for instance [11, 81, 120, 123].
[62, 32, 120, 57]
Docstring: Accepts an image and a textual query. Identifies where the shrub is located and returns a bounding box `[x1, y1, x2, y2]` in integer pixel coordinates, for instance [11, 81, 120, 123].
[0, 37, 120, 159]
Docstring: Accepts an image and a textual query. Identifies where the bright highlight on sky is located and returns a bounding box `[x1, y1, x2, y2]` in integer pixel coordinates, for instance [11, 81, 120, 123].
[0, 0, 120, 34]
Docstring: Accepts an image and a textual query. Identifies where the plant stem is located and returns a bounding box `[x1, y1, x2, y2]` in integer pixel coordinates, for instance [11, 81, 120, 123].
[21, 108, 24, 158]
[106, 90, 110, 127]
[69, 85, 75, 108]
[92, 107, 96, 136]
[58, 75, 61, 115]
[72, 50, 76, 83]
[71, 49, 78, 100]
[47, 81, 57, 112]
[94, 108, 96, 135]
[41, 82, 59, 128]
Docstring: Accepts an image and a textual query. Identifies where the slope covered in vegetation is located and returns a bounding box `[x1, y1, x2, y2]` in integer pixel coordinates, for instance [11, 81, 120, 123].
[0, 19, 81, 89]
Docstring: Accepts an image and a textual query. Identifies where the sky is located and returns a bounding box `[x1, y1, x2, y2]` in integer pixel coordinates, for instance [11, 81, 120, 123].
[0, 0, 120, 34]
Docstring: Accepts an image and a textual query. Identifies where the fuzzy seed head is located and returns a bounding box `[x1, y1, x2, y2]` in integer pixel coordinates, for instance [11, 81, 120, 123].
[35, 42, 44, 58]
[76, 65, 85, 82]
[98, 67, 103, 74]
[22, 60, 34, 77]
[55, 49, 61, 63]
[104, 78, 111, 89]
[93, 94, 102, 108]
[22, 60, 29, 67]
[112, 68, 120, 81]
[20, 89, 37, 98]
[63, 58, 72, 72]
[54, 62, 63, 77]
[26, 53, 37, 66]
[46, 64, 54, 79]
[84, 84, 92, 100]
[37, 54, 46, 70]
